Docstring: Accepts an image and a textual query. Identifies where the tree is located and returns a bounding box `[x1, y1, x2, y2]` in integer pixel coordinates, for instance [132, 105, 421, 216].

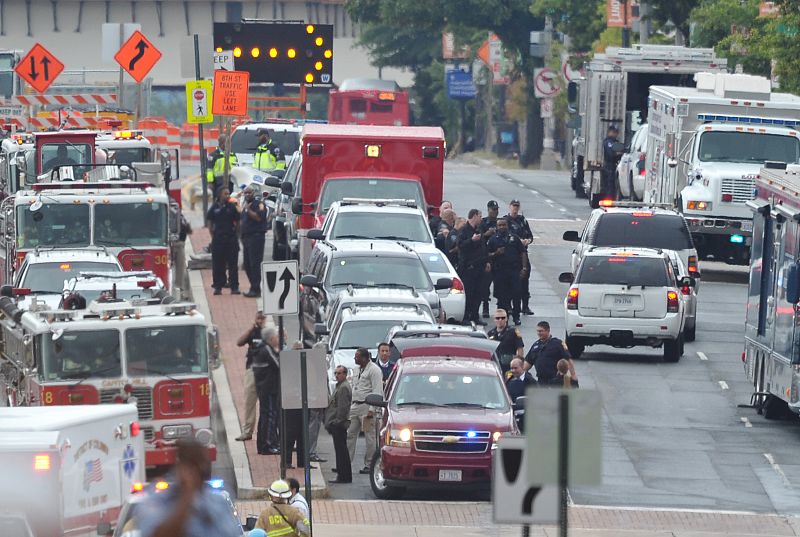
[648, 0, 699, 44]
[531, 0, 606, 54]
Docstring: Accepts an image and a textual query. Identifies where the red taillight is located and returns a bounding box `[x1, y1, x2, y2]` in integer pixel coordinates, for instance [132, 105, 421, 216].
[130, 421, 140, 437]
[599, 199, 614, 207]
[688, 256, 699, 275]
[667, 290, 679, 313]
[722, 194, 733, 202]
[422, 146, 440, 159]
[681, 285, 691, 296]
[450, 277, 464, 294]
[742, 351, 746, 363]
[567, 287, 579, 310]
[34, 454, 51, 471]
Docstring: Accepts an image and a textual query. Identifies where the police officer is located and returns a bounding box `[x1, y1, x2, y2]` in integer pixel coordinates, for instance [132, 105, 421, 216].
[434, 208, 459, 269]
[505, 199, 534, 316]
[240, 187, 267, 298]
[602, 125, 623, 199]
[524, 320, 575, 385]
[458, 209, 489, 325]
[206, 188, 240, 295]
[479, 200, 500, 318]
[253, 130, 281, 171]
[487, 218, 527, 325]
[206, 135, 238, 195]
[487, 308, 524, 374]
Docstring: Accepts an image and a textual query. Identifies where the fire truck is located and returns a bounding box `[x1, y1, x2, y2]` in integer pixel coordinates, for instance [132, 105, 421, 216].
[0, 132, 34, 195]
[0, 294, 217, 468]
[0, 404, 144, 537]
[743, 161, 800, 420]
[328, 78, 411, 126]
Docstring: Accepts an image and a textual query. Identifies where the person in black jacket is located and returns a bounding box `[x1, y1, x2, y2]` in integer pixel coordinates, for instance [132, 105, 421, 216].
[239, 187, 268, 298]
[325, 365, 353, 483]
[252, 326, 281, 455]
[458, 209, 489, 325]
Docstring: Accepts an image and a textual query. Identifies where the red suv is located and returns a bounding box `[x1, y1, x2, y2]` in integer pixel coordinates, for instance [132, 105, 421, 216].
[365, 356, 517, 499]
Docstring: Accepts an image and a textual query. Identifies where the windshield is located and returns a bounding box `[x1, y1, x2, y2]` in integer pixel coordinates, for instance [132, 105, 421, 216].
[593, 213, 694, 251]
[17, 204, 91, 248]
[40, 329, 121, 380]
[330, 212, 432, 242]
[327, 255, 432, 289]
[337, 319, 428, 350]
[231, 129, 301, 157]
[577, 256, 669, 286]
[698, 131, 800, 164]
[23, 262, 121, 293]
[319, 179, 425, 213]
[126, 325, 208, 375]
[392, 372, 508, 410]
[40, 143, 92, 174]
[108, 147, 152, 166]
[95, 202, 168, 246]
[69, 287, 152, 304]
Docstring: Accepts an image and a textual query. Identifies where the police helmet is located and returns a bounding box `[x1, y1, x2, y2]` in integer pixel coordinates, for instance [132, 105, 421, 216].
[268, 479, 292, 500]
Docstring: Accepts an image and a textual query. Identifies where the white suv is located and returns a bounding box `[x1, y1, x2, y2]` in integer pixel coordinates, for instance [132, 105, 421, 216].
[230, 121, 302, 167]
[559, 247, 693, 362]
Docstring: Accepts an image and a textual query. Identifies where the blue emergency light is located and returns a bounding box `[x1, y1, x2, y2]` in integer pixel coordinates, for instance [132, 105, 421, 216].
[697, 114, 800, 127]
[730, 234, 745, 244]
[207, 479, 225, 489]
[466, 431, 477, 438]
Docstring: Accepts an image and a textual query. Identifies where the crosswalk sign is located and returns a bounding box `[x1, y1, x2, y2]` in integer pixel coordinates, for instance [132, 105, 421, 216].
[186, 80, 214, 124]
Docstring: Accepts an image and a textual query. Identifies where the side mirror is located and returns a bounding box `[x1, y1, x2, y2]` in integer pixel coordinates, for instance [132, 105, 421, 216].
[787, 264, 800, 304]
[365, 393, 387, 408]
[300, 274, 319, 288]
[0, 285, 12, 297]
[263, 175, 282, 188]
[271, 168, 286, 179]
[514, 395, 527, 412]
[667, 158, 678, 169]
[435, 277, 453, 290]
[96, 522, 112, 536]
[281, 181, 295, 196]
[307, 229, 324, 241]
[680, 276, 696, 288]
[558, 272, 574, 284]
[562, 230, 580, 242]
[244, 516, 258, 531]
[291, 197, 304, 215]
[314, 323, 329, 336]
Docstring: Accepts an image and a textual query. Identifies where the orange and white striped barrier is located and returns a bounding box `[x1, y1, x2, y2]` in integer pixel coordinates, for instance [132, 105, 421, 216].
[12, 94, 117, 106]
[180, 123, 219, 164]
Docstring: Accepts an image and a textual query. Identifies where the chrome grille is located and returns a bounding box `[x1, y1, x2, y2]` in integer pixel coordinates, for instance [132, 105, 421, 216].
[99, 386, 153, 420]
[721, 177, 755, 203]
[99, 388, 117, 404]
[413, 430, 490, 454]
[141, 426, 155, 443]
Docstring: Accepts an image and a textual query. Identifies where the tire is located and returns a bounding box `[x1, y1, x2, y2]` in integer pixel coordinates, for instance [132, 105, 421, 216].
[663, 336, 683, 363]
[628, 173, 637, 201]
[684, 321, 696, 342]
[565, 336, 585, 360]
[370, 451, 405, 500]
[762, 394, 790, 420]
[575, 160, 586, 198]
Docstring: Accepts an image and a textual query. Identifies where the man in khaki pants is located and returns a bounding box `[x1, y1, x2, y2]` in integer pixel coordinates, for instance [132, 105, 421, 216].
[235, 312, 266, 441]
[346, 347, 383, 474]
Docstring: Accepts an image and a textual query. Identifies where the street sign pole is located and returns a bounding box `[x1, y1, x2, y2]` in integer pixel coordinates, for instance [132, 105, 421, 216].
[558, 393, 569, 537]
[194, 34, 209, 222]
[119, 25, 125, 109]
[278, 314, 286, 480]
[300, 350, 313, 537]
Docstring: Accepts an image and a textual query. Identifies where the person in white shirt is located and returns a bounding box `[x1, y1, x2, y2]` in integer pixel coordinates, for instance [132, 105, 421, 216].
[286, 477, 309, 518]
[346, 347, 384, 474]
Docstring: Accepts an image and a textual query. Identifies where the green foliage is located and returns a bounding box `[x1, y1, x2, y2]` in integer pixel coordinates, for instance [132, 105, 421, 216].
[531, 0, 606, 54]
[648, 0, 699, 44]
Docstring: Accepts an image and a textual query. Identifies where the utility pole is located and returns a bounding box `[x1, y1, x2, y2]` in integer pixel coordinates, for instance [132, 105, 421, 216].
[621, 0, 631, 48]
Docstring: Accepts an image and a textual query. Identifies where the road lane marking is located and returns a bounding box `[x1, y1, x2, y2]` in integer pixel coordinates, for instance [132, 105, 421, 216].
[719, 380, 729, 390]
[559, 208, 567, 212]
[517, 182, 525, 188]
[764, 453, 791, 486]
[740, 417, 752, 427]
[697, 351, 708, 361]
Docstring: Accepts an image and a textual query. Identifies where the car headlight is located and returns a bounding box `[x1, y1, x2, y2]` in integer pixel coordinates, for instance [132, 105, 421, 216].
[686, 200, 712, 211]
[387, 427, 412, 447]
[162, 424, 193, 439]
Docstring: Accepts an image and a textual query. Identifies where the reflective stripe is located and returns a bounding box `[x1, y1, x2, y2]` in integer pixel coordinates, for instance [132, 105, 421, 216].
[267, 527, 295, 537]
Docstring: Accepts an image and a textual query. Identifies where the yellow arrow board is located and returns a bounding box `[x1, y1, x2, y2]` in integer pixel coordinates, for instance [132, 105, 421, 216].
[186, 80, 214, 124]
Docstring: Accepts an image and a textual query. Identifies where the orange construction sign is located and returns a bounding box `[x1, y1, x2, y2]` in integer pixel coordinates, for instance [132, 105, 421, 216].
[114, 30, 162, 83]
[212, 70, 250, 117]
[15, 43, 64, 94]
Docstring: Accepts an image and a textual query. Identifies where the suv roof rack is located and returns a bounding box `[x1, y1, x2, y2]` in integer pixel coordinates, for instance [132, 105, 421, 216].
[340, 197, 418, 208]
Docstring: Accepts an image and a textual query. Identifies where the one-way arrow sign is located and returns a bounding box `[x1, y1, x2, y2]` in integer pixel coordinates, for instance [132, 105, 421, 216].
[261, 261, 299, 316]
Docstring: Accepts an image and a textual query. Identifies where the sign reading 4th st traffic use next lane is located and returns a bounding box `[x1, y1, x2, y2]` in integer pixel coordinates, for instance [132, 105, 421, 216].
[261, 261, 298, 316]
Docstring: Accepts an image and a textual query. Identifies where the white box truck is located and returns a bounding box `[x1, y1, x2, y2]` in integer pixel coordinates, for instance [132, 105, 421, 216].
[569, 44, 727, 206]
[0, 405, 145, 537]
[643, 72, 800, 264]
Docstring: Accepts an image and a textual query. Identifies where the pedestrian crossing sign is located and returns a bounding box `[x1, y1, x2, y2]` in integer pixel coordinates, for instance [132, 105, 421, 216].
[186, 80, 214, 124]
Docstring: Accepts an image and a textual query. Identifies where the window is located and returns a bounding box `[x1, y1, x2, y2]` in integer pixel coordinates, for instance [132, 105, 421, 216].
[40, 143, 92, 174]
[698, 131, 800, 164]
[419, 252, 451, 273]
[108, 148, 152, 166]
[327, 255, 432, 290]
[22, 262, 120, 293]
[318, 179, 425, 213]
[593, 213, 694, 251]
[230, 129, 301, 159]
[17, 204, 91, 248]
[95, 202, 167, 247]
[349, 99, 367, 114]
[370, 102, 393, 114]
[126, 325, 208, 376]
[40, 330, 121, 380]
[336, 320, 412, 350]
[330, 212, 432, 242]
[392, 372, 508, 410]
[577, 256, 669, 287]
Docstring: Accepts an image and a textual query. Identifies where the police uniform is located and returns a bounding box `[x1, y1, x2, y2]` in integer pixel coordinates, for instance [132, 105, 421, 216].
[207, 148, 238, 195]
[458, 221, 488, 324]
[602, 130, 621, 197]
[505, 209, 534, 315]
[206, 199, 240, 293]
[241, 196, 268, 296]
[487, 228, 526, 324]
[525, 336, 571, 384]
[479, 209, 500, 316]
[487, 325, 524, 373]
[254, 139, 279, 171]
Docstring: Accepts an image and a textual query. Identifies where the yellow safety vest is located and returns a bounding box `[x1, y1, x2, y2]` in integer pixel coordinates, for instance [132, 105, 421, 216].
[207, 154, 238, 182]
[254, 143, 278, 171]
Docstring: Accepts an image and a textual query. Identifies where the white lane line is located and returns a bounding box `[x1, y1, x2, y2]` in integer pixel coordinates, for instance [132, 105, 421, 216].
[517, 182, 525, 188]
[559, 207, 567, 212]
[741, 416, 752, 428]
[529, 189, 537, 194]
[764, 453, 792, 486]
[719, 380, 729, 390]
[697, 351, 708, 361]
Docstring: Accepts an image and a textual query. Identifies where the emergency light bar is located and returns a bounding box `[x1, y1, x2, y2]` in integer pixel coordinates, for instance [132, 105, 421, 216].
[113, 130, 143, 140]
[340, 197, 417, 208]
[32, 181, 154, 192]
[697, 114, 800, 127]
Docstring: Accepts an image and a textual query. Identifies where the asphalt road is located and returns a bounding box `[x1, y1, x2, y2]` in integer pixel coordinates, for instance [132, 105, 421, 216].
[225, 158, 800, 513]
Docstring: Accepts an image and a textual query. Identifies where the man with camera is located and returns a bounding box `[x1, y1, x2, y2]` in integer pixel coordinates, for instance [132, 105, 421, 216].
[240, 187, 268, 298]
[235, 312, 267, 442]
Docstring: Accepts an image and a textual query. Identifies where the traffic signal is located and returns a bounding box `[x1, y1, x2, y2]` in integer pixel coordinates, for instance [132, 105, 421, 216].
[213, 22, 334, 85]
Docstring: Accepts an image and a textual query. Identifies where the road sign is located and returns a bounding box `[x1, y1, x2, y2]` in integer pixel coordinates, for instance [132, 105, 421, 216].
[212, 70, 250, 117]
[114, 30, 162, 83]
[533, 67, 562, 98]
[562, 60, 584, 83]
[214, 51, 235, 71]
[15, 44, 64, 94]
[526, 389, 602, 486]
[185, 80, 213, 124]
[493, 436, 559, 524]
[446, 69, 476, 99]
[260, 260, 298, 316]
[540, 98, 554, 119]
[279, 348, 329, 409]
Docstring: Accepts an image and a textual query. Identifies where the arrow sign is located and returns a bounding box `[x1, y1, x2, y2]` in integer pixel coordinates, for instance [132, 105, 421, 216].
[260, 261, 299, 316]
[15, 43, 64, 94]
[114, 30, 162, 83]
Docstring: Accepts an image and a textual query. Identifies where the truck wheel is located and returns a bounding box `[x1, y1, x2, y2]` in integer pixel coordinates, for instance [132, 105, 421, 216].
[370, 452, 405, 500]
[684, 321, 696, 342]
[663, 336, 683, 363]
[565, 336, 585, 360]
[762, 394, 790, 420]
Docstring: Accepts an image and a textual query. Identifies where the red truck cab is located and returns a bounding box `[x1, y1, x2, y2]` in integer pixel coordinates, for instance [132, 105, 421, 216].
[33, 130, 97, 176]
[367, 356, 517, 499]
[294, 124, 445, 230]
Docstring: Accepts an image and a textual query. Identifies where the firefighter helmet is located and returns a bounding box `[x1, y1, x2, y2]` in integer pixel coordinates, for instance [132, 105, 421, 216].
[268, 479, 292, 500]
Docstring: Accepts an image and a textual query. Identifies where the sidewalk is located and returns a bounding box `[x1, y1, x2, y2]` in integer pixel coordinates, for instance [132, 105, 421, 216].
[185, 224, 326, 499]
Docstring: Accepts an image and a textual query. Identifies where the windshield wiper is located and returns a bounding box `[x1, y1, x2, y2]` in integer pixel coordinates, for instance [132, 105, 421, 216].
[395, 401, 446, 407]
[441, 402, 494, 409]
[61, 363, 121, 384]
[373, 283, 417, 290]
[333, 234, 371, 239]
[127, 364, 182, 382]
[331, 282, 373, 288]
[96, 239, 149, 250]
[375, 235, 413, 241]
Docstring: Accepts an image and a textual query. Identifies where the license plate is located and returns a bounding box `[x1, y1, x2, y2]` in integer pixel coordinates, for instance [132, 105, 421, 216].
[439, 469, 462, 482]
[613, 296, 633, 306]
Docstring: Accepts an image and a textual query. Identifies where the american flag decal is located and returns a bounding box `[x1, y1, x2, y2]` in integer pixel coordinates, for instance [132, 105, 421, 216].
[83, 459, 103, 491]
